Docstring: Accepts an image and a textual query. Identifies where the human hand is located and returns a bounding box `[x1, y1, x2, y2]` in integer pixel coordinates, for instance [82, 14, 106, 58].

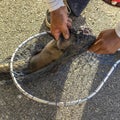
[89, 29, 120, 54]
[50, 6, 72, 40]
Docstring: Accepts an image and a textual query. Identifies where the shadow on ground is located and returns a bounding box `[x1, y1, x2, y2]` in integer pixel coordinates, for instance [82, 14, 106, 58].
[81, 52, 120, 120]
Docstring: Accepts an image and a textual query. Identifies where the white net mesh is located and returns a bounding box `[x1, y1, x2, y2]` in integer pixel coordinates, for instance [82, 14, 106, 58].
[10, 30, 120, 106]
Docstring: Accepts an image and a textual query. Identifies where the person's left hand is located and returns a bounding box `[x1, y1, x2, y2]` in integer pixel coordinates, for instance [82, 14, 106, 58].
[89, 29, 120, 54]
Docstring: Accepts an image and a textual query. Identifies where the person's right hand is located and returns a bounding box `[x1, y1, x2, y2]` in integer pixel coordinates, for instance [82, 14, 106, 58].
[50, 6, 72, 40]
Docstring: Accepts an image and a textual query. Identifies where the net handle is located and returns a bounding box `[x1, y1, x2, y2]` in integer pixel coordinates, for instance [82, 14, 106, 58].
[10, 31, 120, 106]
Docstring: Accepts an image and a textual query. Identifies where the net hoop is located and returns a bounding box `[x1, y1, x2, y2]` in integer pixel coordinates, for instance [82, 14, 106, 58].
[10, 31, 120, 107]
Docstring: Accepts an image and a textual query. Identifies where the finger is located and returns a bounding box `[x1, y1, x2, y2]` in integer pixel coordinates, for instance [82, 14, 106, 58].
[89, 46, 108, 54]
[67, 21, 72, 28]
[96, 31, 104, 40]
[94, 39, 102, 45]
[54, 31, 61, 40]
[95, 49, 108, 54]
[89, 40, 102, 52]
[54, 32, 60, 40]
[68, 18, 72, 23]
[67, 18, 72, 29]
[51, 28, 61, 40]
[61, 25, 70, 39]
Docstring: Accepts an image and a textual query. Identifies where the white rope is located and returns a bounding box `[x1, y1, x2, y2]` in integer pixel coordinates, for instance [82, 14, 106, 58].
[10, 32, 120, 106]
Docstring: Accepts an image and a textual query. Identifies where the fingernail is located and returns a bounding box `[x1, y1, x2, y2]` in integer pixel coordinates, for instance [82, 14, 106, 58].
[64, 34, 69, 40]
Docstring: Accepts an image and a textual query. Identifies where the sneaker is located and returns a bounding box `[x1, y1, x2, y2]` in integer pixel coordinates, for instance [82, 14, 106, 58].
[103, 0, 120, 7]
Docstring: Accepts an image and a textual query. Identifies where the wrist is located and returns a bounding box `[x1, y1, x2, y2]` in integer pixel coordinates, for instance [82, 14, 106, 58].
[47, 0, 65, 12]
[50, 6, 67, 16]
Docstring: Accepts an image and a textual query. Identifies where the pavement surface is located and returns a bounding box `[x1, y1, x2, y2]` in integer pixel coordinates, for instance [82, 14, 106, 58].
[0, 0, 120, 120]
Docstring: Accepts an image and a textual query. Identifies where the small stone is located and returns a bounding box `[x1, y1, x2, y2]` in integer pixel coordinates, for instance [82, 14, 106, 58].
[95, 108, 100, 113]
[111, 1, 117, 5]
[0, 80, 6, 85]
[17, 94, 22, 99]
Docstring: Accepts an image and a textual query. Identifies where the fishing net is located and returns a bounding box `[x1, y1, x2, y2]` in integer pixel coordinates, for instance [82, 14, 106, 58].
[10, 29, 120, 106]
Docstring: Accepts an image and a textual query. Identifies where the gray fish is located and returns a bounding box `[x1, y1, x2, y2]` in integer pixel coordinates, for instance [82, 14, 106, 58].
[24, 28, 96, 74]
[0, 28, 96, 74]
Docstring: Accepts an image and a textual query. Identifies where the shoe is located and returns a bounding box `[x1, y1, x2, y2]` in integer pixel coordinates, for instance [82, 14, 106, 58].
[103, 0, 120, 7]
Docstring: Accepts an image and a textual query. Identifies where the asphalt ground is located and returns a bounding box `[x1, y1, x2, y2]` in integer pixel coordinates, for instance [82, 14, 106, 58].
[0, 0, 120, 120]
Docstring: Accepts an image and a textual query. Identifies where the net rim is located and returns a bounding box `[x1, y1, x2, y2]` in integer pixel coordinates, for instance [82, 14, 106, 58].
[10, 31, 120, 106]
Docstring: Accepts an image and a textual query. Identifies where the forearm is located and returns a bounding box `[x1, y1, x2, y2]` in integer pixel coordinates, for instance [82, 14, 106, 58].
[46, 0, 65, 12]
[115, 22, 120, 38]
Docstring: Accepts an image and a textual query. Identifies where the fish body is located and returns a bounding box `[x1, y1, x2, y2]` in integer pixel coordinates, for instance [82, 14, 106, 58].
[27, 40, 64, 73]
[27, 28, 96, 73]
[0, 28, 96, 74]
